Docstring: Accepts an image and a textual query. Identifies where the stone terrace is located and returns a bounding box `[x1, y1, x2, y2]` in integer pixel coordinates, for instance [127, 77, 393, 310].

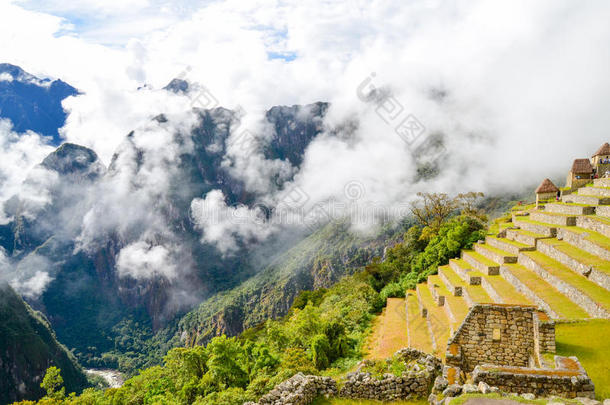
[404, 178, 610, 362]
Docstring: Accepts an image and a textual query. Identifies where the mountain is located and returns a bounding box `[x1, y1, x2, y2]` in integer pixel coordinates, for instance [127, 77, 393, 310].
[0, 283, 88, 404]
[0, 101, 333, 373]
[0, 63, 78, 144]
[178, 219, 403, 346]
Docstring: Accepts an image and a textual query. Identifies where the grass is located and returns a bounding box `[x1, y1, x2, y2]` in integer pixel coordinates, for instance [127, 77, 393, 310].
[524, 251, 610, 312]
[503, 264, 589, 320]
[405, 293, 433, 353]
[480, 273, 531, 305]
[365, 298, 408, 360]
[511, 203, 536, 211]
[462, 250, 501, 267]
[417, 282, 451, 358]
[487, 235, 530, 250]
[562, 226, 610, 251]
[312, 398, 427, 405]
[508, 228, 548, 239]
[532, 211, 576, 218]
[549, 201, 593, 207]
[585, 214, 610, 226]
[463, 282, 492, 304]
[429, 274, 469, 325]
[450, 258, 471, 272]
[543, 239, 610, 276]
[440, 265, 465, 286]
[554, 319, 610, 399]
[477, 243, 517, 260]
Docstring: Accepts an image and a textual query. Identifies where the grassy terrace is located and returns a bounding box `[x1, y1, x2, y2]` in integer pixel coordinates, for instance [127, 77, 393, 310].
[554, 320, 610, 399]
[533, 211, 578, 219]
[523, 251, 610, 312]
[503, 264, 589, 319]
[480, 273, 530, 305]
[477, 243, 517, 259]
[441, 264, 467, 287]
[446, 261, 491, 302]
[584, 214, 610, 225]
[509, 228, 548, 239]
[464, 282, 492, 303]
[430, 273, 470, 326]
[417, 283, 451, 358]
[487, 235, 531, 250]
[405, 293, 433, 353]
[450, 258, 471, 272]
[563, 226, 610, 250]
[462, 249, 499, 267]
[365, 298, 407, 360]
[511, 203, 536, 211]
[551, 201, 595, 207]
[542, 239, 610, 276]
[513, 217, 559, 229]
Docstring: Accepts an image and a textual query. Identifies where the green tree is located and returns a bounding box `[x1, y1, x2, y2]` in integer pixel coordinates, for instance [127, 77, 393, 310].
[310, 334, 331, 369]
[41, 367, 65, 400]
[206, 336, 248, 388]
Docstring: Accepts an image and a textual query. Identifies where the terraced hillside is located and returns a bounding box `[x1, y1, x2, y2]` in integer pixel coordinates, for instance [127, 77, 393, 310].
[404, 177, 610, 358]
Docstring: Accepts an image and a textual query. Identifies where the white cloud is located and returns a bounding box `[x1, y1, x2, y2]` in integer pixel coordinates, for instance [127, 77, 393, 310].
[191, 190, 274, 255]
[2, 0, 610, 275]
[1, 250, 54, 299]
[0, 120, 56, 223]
[116, 241, 177, 280]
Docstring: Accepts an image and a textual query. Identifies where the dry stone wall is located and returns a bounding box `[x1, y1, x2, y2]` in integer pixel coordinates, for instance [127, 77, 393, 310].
[247, 373, 336, 405]
[339, 348, 440, 401]
[445, 304, 547, 372]
[472, 364, 595, 398]
[339, 370, 432, 401]
[538, 320, 556, 353]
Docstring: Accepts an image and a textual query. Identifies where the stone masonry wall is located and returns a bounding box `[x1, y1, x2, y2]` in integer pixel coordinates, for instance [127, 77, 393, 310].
[250, 373, 337, 405]
[472, 365, 595, 398]
[538, 321, 556, 353]
[339, 371, 432, 401]
[445, 304, 539, 372]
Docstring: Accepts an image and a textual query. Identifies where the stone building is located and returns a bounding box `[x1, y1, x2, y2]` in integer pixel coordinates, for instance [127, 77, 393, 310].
[592, 142, 610, 177]
[535, 178, 559, 207]
[566, 158, 594, 189]
[445, 304, 555, 373]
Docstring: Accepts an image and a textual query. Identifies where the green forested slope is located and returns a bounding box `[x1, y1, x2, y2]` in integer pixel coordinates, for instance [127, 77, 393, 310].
[0, 284, 88, 404]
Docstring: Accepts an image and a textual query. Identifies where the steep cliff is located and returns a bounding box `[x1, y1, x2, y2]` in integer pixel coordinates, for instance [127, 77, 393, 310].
[0, 283, 88, 404]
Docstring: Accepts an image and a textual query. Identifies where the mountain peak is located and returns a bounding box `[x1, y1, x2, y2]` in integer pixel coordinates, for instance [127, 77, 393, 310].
[0, 63, 78, 145]
[163, 78, 190, 94]
[41, 143, 105, 179]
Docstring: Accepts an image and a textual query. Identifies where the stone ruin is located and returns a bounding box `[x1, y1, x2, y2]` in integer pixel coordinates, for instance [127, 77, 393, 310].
[246, 348, 441, 405]
[442, 303, 594, 399]
[245, 373, 337, 405]
[339, 348, 441, 401]
[445, 304, 554, 372]
[248, 304, 596, 405]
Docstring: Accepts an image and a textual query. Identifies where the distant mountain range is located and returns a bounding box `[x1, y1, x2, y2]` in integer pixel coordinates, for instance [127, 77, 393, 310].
[0, 64, 461, 398]
[1, 64, 349, 378]
[0, 63, 78, 144]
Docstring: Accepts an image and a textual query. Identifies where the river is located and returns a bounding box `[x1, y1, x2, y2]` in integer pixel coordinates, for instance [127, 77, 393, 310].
[84, 369, 125, 389]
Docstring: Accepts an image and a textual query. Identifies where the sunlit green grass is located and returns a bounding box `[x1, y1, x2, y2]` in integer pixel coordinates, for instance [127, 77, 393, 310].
[524, 251, 610, 311]
[554, 320, 610, 399]
[502, 264, 589, 320]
